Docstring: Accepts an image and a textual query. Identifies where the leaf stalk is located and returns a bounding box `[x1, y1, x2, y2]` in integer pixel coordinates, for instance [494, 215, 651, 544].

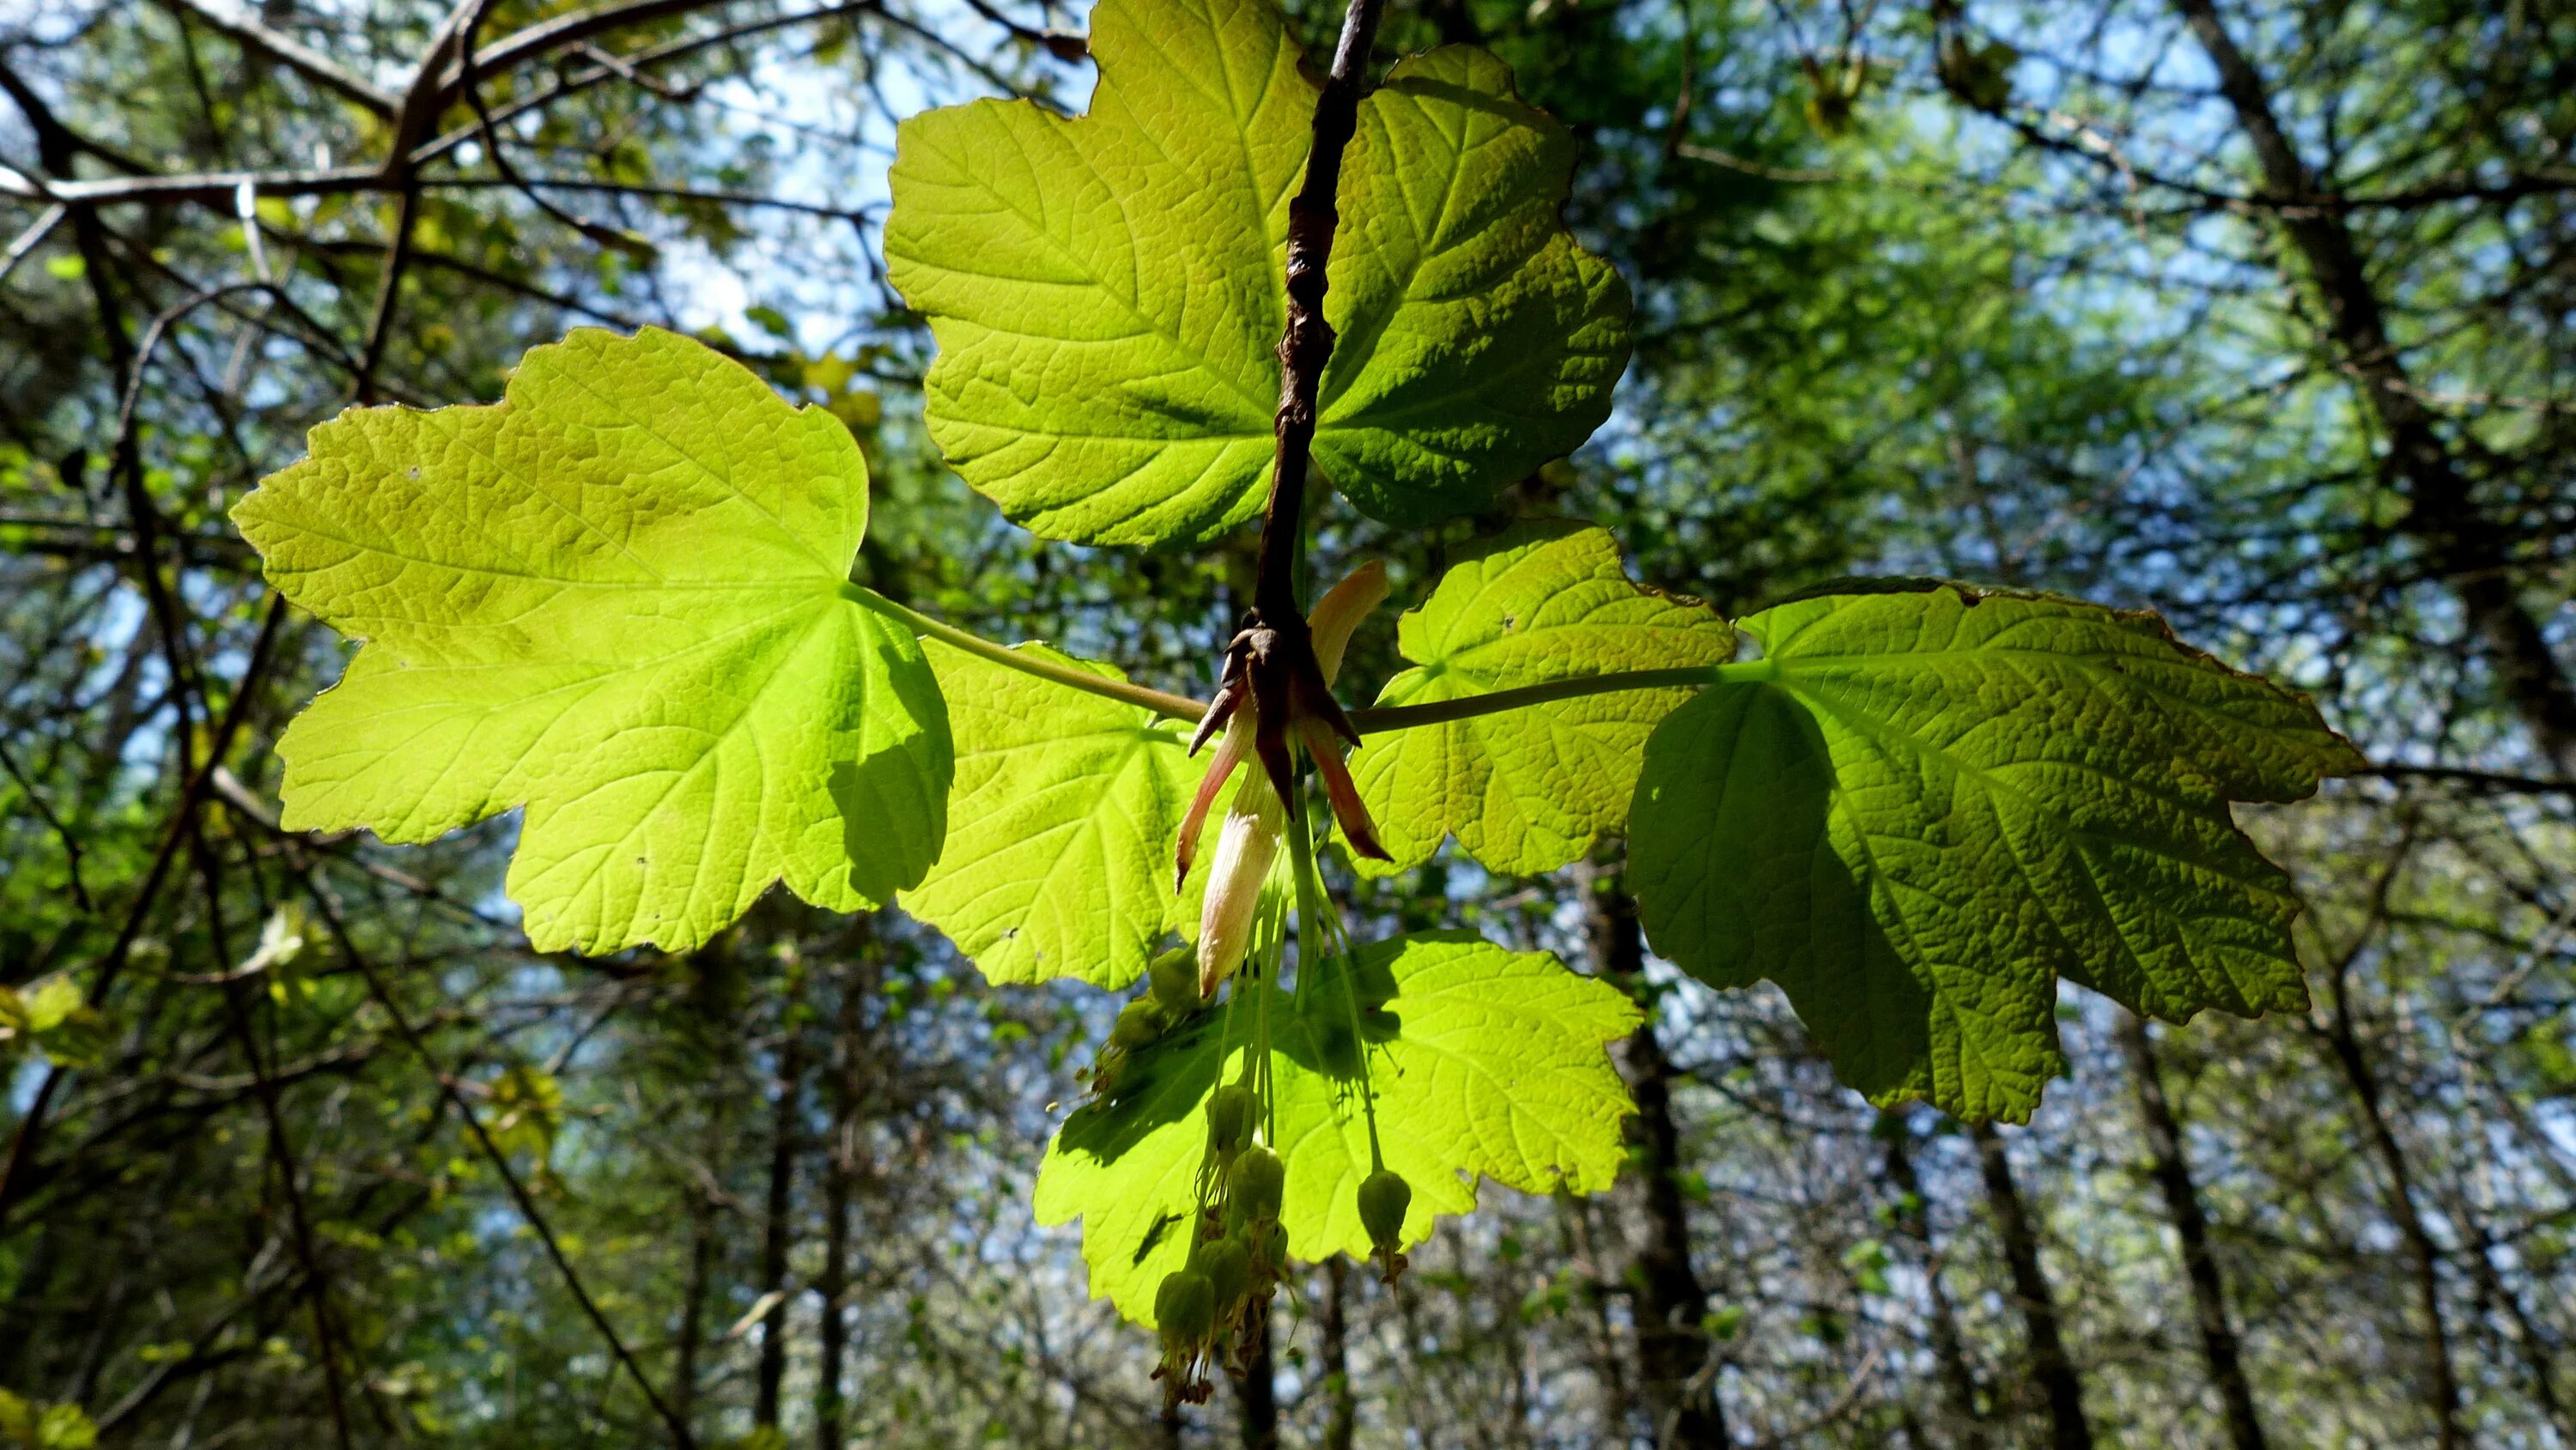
[857, 585, 1736, 737]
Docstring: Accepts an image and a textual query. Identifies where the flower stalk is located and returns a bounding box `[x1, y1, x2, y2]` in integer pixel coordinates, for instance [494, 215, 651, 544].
[1181, 562, 1390, 995]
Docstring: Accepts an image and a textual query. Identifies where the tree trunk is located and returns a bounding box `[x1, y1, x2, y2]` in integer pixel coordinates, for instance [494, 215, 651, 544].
[1235, 1298, 1278, 1450]
[1879, 1111, 1990, 1450]
[673, 1169, 714, 1447]
[814, 1149, 851, 1450]
[2116, 1015, 2270, 1450]
[1969, 1121, 2095, 1450]
[755, 970, 809, 1430]
[1585, 860, 1730, 1449]
[2318, 988, 2464, 1448]
[1555, 1193, 1635, 1443]
[1321, 1256, 1357, 1450]
[814, 943, 876, 1450]
[2173, 0, 2576, 778]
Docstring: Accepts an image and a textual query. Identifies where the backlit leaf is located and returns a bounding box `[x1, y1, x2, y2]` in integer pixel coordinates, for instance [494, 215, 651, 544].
[884, 0, 1628, 546]
[1035, 931, 1638, 1323]
[1628, 583, 2363, 1122]
[235, 326, 951, 956]
[1352, 523, 1733, 875]
[904, 641, 1199, 986]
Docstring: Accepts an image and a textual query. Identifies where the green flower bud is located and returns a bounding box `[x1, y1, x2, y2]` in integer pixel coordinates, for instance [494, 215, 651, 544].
[1148, 948, 1203, 1014]
[1206, 1083, 1255, 1156]
[1358, 1169, 1411, 1251]
[1249, 1219, 1287, 1271]
[1192, 1235, 1252, 1313]
[1227, 1145, 1285, 1223]
[1109, 999, 1163, 1052]
[1155, 1268, 1216, 1348]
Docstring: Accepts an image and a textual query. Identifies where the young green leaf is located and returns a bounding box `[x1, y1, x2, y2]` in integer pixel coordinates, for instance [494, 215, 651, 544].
[902, 641, 1199, 986]
[1628, 583, 2364, 1122]
[234, 326, 951, 956]
[884, 0, 1629, 547]
[1351, 524, 1733, 875]
[1035, 931, 1639, 1324]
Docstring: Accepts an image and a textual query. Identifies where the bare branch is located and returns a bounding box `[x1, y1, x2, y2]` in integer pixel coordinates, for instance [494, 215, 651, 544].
[148, 0, 402, 117]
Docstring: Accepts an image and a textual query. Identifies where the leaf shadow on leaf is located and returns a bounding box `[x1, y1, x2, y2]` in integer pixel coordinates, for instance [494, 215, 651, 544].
[1276, 942, 1403, 1084]
[1057, 1005, 1236, 1168]
[1376, 70, 1527, 127]
[1636, 683, 1935, 1107]
[827, 634, 953, 903]
[1059, 937, 1408, 1174]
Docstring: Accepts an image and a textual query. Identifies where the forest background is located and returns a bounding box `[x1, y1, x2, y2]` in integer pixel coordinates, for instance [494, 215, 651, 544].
[2, 0, 2572, 1446]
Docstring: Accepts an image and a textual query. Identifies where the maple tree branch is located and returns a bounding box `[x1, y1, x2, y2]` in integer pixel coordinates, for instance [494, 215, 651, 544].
[1252, 0, 1387, 624]
[295, 874, 701, 1450]
[147, 0, 404, 117]
[860, 592, 1737, 735]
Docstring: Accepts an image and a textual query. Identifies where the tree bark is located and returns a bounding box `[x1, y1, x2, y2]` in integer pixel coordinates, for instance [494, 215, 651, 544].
[814, 940, 877, 1450]
[1969, 1121, 2095, 1450]
[673, 1166, 714, 1447]
[754, 969, 809, 1429]
[1878, 1111, 1990, 1450]
[2116, 1015, 2270, 1450]
[2318, 988, 2464, 1448]
[1585, 861, 1730, 1449]
[1235, 1298, 1279, 1450]
[2173, 0, 2576, 778]
[1321, 1256, 1357, 1450]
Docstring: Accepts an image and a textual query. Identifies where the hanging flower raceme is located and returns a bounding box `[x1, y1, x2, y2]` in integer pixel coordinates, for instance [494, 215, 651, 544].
[1177, 562, 1391, 996]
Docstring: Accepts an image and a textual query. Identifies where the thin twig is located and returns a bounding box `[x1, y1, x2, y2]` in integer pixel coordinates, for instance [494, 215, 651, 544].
[0, 594, 286, 1225]
[0, 200, 66, 285]
[0, 737, 93, 910]
[146, 0, 403, 116]
[295, 872, 701, 1450]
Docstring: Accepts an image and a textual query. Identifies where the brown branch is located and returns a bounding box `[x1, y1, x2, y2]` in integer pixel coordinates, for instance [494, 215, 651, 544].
[429, 0, 738, 106]
[0, 737, 93, 911]
[454, 0, 659, 262]
[1187, 0, 1388, 822]
[1251, 0, 1386, 624]
[2169, 0, 2576, 782]
[1970, 1121, 2098, 1450]
[2116, 1015, 2272, 1450]
[405, 0, 892, 168]
[0, 200, 66, 285]
[386, 0, 484, 181]
[147, 0, 403, 117]
[0, 1, 908, 215]
[296, 872, 701, 1449]
[210, 925, 360, 1450]
[0, 593, 286, 1228]
[2366, 764, 2576, 797]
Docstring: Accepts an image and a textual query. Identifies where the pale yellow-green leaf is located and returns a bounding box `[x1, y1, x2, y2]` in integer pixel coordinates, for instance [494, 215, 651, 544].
[904, 641, 1199, 986]
[884, 0, 1628, 545]
[1035, 932, 1638, 1324]
[1352, 523, 1733, 875]
[234, 327, 951, 955]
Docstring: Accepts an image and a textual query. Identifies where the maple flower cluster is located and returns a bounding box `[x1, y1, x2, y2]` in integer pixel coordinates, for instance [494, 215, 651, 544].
[1177, 562, 1392, 994]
